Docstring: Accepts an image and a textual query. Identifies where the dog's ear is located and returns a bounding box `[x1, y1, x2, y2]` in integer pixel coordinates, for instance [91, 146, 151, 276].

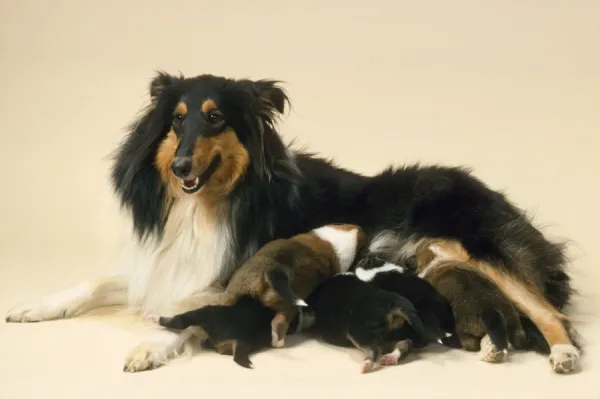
[254, 80, 289, 115]
[149, 71, 180, 100]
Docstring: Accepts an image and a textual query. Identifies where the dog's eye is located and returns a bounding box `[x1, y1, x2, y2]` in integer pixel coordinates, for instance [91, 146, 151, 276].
[207, 113, 223, 124]
[173, 114, 184, 122]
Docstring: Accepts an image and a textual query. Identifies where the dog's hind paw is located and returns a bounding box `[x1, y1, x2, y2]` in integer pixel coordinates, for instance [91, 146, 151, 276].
[123, 344, 166, 373]
[549, 344, 580, 374]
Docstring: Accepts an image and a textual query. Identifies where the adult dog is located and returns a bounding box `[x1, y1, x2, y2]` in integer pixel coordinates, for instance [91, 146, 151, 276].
[6, 72, 579, 374]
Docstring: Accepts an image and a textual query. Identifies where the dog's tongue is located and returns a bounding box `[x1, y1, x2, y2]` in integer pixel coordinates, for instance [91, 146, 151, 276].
[183, 179, 196, 188]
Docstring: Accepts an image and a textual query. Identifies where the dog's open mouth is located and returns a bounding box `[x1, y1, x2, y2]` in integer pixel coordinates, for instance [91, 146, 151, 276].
[180, 155, 221, 194]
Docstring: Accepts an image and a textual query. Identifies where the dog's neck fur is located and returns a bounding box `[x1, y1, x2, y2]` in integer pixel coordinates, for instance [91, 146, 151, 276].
[123, 196, 233, 314]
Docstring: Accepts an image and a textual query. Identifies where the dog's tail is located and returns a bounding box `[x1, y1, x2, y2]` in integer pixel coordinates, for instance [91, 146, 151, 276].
[265, 268, 307, 307]
[480, 308, 509, 351]
[391, 295, 441, 343]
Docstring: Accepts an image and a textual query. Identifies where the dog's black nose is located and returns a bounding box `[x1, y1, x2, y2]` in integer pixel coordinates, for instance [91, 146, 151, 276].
[171, 157, 193, 178]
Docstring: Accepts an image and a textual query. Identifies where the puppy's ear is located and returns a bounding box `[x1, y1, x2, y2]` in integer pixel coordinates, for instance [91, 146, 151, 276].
[387, 307, 409, 330]
[149, 71, 180, 100]
[254, 80, 289, 115]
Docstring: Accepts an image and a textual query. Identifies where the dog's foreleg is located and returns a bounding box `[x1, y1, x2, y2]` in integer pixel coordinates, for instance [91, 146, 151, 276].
[123, 284, 225, 373]
[6, 275, 128, 322]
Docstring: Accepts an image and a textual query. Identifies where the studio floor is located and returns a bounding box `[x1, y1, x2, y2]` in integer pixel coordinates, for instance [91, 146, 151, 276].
[1, 1, 599, 398]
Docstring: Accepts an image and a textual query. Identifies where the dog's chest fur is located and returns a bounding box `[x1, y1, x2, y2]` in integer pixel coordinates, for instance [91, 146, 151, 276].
[123, 197, 233, 314]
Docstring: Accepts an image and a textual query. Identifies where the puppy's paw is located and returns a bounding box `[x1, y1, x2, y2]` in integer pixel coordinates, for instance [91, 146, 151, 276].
[479, 334, 507, 363]
[6, 300, 72, 323]
[145, 314, 160, 324]
[380, 349, 401, 366]
[271, 330, 285, 348]
[549, 344, 580, 374]
[123, 343, 166, 373]
[360, 359, 379, 373]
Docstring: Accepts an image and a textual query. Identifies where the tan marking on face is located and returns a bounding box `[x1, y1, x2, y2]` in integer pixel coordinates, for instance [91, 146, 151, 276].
[155, 129, 181, 196]
[201, 99, 217, 113]
[192, 128, 250, 207]
[174, 102, 188, 117]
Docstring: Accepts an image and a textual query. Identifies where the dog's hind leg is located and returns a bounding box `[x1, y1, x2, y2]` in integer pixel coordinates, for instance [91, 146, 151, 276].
[473, 263, 580, 373]
[479, 308, 508, 363]
[380, 339, 413, 366]
[233, 341, 254, 369]
[347, 327, 383, 373]
[6, 275, 128, 322]
[270, 308, 296, 348]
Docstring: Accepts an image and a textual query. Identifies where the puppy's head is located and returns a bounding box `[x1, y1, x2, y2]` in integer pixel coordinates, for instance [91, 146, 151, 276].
[311, 224, 366, 272]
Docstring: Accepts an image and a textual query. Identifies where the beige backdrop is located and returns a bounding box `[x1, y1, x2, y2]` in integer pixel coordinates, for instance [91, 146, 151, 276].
[1, 1, 599, 398]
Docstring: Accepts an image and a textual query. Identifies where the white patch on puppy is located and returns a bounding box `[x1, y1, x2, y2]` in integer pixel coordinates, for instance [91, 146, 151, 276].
[355, 263, 405, 282]
[313, 226, 359, 272]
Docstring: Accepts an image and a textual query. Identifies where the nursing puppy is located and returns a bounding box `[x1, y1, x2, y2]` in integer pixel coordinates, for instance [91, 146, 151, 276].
[413, 239, 528, 362]
[221, 223, 366, 348]
[353, 256, 457, 349]
[148, 295, 294, 369]
[303, 273, 437, 373]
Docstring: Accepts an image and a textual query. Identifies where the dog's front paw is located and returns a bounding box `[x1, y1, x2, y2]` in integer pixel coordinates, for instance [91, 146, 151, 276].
[6, 300, 71, 323]
[123, 343, 166, 373]
[549, 344, 580, 374]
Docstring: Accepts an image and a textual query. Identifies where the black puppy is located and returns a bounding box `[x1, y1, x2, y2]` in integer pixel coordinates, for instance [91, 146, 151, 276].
[148, 295, 298, 368]
[303, 273, 438, 373]
[353, 255, 458, 349]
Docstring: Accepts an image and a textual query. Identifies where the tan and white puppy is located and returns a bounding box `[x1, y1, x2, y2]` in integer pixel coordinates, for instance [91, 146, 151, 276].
[221, 223, 366, 347]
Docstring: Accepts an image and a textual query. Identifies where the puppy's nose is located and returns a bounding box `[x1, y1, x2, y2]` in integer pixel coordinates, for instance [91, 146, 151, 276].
[171, 157, 193, 178]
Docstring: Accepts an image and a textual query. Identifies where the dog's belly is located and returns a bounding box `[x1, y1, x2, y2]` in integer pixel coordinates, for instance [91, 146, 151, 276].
[121, 197, 232, 314]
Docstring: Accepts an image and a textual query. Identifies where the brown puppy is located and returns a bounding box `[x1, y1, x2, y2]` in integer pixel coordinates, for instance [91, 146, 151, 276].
[222, 223, 366, 347]
[412, 239, 528, 363]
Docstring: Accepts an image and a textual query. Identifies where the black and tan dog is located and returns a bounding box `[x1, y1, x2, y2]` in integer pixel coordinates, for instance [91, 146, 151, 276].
[302, 272, 441, 373]
[220, 223, 365, 348]
[148, 295, 292, 369]
[410, 238, 530, 362]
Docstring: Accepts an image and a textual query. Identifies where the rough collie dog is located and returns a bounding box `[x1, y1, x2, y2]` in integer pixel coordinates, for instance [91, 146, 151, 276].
[5, 72, 579, 374]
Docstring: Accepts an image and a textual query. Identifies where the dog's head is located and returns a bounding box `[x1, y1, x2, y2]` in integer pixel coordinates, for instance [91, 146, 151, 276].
[111, 72, 292, 239]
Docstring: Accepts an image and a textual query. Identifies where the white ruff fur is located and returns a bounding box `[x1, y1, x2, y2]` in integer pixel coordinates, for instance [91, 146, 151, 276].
[313, 226, 359, 272]
[123, 196, 232, 314]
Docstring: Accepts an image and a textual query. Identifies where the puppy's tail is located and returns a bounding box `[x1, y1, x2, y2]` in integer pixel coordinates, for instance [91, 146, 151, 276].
[265, 268, 307, 307]
[392, 295, 441, 343]
[480, 308, 508, 351]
